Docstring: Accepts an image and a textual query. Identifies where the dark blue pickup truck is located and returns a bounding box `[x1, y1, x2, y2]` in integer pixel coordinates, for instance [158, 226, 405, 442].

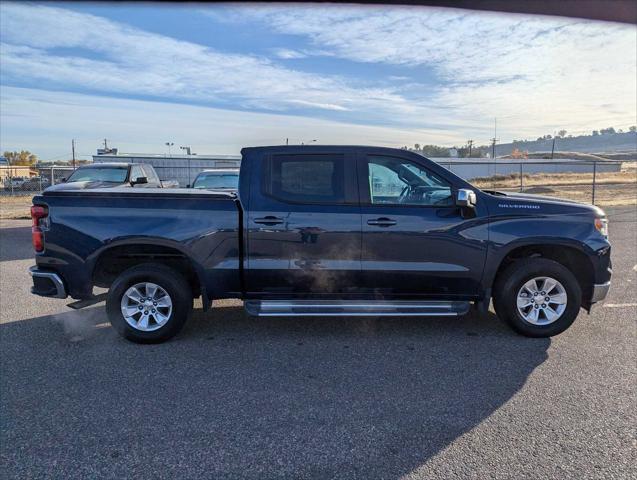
[29, 146, 611, 343]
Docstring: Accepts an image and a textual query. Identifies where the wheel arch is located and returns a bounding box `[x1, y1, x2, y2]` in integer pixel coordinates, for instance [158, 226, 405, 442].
[87, 238, 210, 309]
[486, 239, 596, 307]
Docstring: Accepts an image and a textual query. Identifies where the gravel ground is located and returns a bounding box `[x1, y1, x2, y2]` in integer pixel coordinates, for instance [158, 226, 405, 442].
[1, 207, 636, 479]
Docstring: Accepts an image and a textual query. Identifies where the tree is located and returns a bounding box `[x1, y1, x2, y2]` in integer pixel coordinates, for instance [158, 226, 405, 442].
[592, 130, 599, 136]
[600, 127, 616, 135]
[629, 126, 636, 132]
[414, 143, 421, 151]
[557, 129, 567, 137]
[420, 144, 450, 157]
[3, 150, 38, 166]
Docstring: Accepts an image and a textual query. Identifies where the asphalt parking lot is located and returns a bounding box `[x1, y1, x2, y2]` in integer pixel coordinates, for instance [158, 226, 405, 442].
[1, 207, 636, 479]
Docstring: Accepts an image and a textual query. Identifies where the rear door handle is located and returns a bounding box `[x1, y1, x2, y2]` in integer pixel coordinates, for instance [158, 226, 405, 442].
[253, 216, 284, 225]
[367, 217, 397, 227]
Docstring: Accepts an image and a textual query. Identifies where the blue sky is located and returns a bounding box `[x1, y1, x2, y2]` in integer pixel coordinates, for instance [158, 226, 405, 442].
[1, 2, 636, 160]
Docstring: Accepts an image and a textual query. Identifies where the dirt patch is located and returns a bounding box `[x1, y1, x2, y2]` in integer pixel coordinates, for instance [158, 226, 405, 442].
[0, 196, 33, 219]
[471, 169, 636, 189]
[471, 167, 636, 206]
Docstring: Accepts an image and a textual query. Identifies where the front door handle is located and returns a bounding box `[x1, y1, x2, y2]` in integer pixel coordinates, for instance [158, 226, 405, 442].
[367, 217, 397, 227]
[254, 216, 284, 225]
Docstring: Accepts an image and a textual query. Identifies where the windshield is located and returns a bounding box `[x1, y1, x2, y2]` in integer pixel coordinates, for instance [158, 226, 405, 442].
[193, 172, 239, 189]
[67, 167, 128, 183]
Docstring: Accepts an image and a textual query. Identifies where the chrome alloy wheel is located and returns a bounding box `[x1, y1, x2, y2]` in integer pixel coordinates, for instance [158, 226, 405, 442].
[120, 282, 173, 332]
[516, 276, 567, 326]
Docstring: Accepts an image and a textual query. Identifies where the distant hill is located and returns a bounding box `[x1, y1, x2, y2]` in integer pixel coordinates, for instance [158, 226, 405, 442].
[495, 131, 636, 156]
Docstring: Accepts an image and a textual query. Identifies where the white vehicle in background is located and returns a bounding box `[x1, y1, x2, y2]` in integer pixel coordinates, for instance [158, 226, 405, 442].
[9, 177, 29, 188]
[190, 169, 240, 190]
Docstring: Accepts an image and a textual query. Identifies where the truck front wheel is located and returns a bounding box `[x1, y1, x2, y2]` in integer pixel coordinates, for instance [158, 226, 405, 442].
[106, 264, 192, 343]
[493, 258, 582, 337]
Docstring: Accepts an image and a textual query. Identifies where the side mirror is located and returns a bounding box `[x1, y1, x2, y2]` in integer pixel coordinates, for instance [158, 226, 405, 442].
[456, 188, 476, 208]
[131, 176, 148, 185]
[186, 184, 191, 188]
[60, 177, 67, 183]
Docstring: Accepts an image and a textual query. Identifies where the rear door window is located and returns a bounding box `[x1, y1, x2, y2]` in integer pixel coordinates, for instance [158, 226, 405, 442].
[264, 154, 346, 204]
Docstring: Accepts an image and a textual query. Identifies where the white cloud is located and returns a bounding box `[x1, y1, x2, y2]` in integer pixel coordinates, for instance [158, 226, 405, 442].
[210, 5, 637, 137]
[0, 87, 462, 159]
[0, 3, 413, 117]
[1, 3, 635, 147]
[272, 48, 307, 59]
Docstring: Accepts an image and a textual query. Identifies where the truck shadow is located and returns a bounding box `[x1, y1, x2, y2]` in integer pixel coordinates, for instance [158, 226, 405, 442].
[2, 305, 549, 479]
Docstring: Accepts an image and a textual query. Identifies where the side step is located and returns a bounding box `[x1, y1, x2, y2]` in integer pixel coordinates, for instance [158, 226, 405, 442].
[244, 300, 470, 317]
[67, 293, 108, 310]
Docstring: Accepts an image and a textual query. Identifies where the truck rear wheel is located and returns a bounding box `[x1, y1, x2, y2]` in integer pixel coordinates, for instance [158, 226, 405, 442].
[493, 258, 582, 337]
[106, 264, 192, 343]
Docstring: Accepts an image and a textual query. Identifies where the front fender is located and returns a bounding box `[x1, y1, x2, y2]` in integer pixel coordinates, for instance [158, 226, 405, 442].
[482, 212, 605, 291]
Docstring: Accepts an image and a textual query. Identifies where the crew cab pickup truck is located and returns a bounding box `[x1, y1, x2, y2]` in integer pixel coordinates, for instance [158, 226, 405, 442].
[29, 146, 611, 343]
[53, 162, 179, 190]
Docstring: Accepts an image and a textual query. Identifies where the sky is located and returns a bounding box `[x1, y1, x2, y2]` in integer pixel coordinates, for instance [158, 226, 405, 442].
[1, 2, 636, 161]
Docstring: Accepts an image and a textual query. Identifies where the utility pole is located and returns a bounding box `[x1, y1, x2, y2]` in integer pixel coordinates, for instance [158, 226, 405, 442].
[551, 134, 556, 160]
[286, 138, 289, 145]
[491, 118, 499, 185]
[467, 140, 473, 158]
[165, 142, 174, 157]
[71, 139, 76, 169]
[490, 118, 499, 159]
[180, 146, 192, 185]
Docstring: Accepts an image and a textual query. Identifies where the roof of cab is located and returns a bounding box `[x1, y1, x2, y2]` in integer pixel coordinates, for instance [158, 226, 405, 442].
[77, 162, 134, 168]
[240, 145, 414, 157]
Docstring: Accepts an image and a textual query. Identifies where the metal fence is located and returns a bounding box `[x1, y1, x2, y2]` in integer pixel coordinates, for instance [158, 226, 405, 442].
[0, 166, 76, 196]
[1, 161, 633, 207]
[436, 160, 629, 205]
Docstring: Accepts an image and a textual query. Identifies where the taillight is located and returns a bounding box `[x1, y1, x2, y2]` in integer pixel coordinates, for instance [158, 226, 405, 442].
[30, 205, 48, 252]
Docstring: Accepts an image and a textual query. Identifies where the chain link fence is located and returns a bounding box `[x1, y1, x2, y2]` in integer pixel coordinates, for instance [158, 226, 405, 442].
[1, 161, 634, 207]
[0, 166, 76, 196]
[437, 160, 632, 206]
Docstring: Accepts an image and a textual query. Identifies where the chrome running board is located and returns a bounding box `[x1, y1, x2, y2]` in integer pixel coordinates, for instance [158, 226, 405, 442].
[244, 300, 470, 317]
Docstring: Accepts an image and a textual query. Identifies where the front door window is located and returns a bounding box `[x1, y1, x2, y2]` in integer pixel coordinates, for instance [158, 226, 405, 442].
[367, 155, 453, 207]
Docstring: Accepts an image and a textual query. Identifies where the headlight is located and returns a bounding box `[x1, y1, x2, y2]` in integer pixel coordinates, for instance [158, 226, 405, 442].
[595, 217, 608, 238]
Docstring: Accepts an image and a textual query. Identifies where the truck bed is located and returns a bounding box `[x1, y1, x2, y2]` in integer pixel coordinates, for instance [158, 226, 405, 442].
[34, 187, 242, 300]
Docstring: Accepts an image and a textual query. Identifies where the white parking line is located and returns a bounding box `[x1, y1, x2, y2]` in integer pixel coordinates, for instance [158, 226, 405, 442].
[603, 303, 637, 308]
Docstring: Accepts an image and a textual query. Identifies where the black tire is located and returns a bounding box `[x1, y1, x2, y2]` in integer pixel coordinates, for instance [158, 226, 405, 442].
[106, 263, 192, 343]
[493, 258, 582, 338]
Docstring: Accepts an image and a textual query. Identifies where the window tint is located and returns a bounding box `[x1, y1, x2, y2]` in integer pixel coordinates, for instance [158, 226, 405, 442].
[265, 154, 345, 203]
[366, 155, 452, 206]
